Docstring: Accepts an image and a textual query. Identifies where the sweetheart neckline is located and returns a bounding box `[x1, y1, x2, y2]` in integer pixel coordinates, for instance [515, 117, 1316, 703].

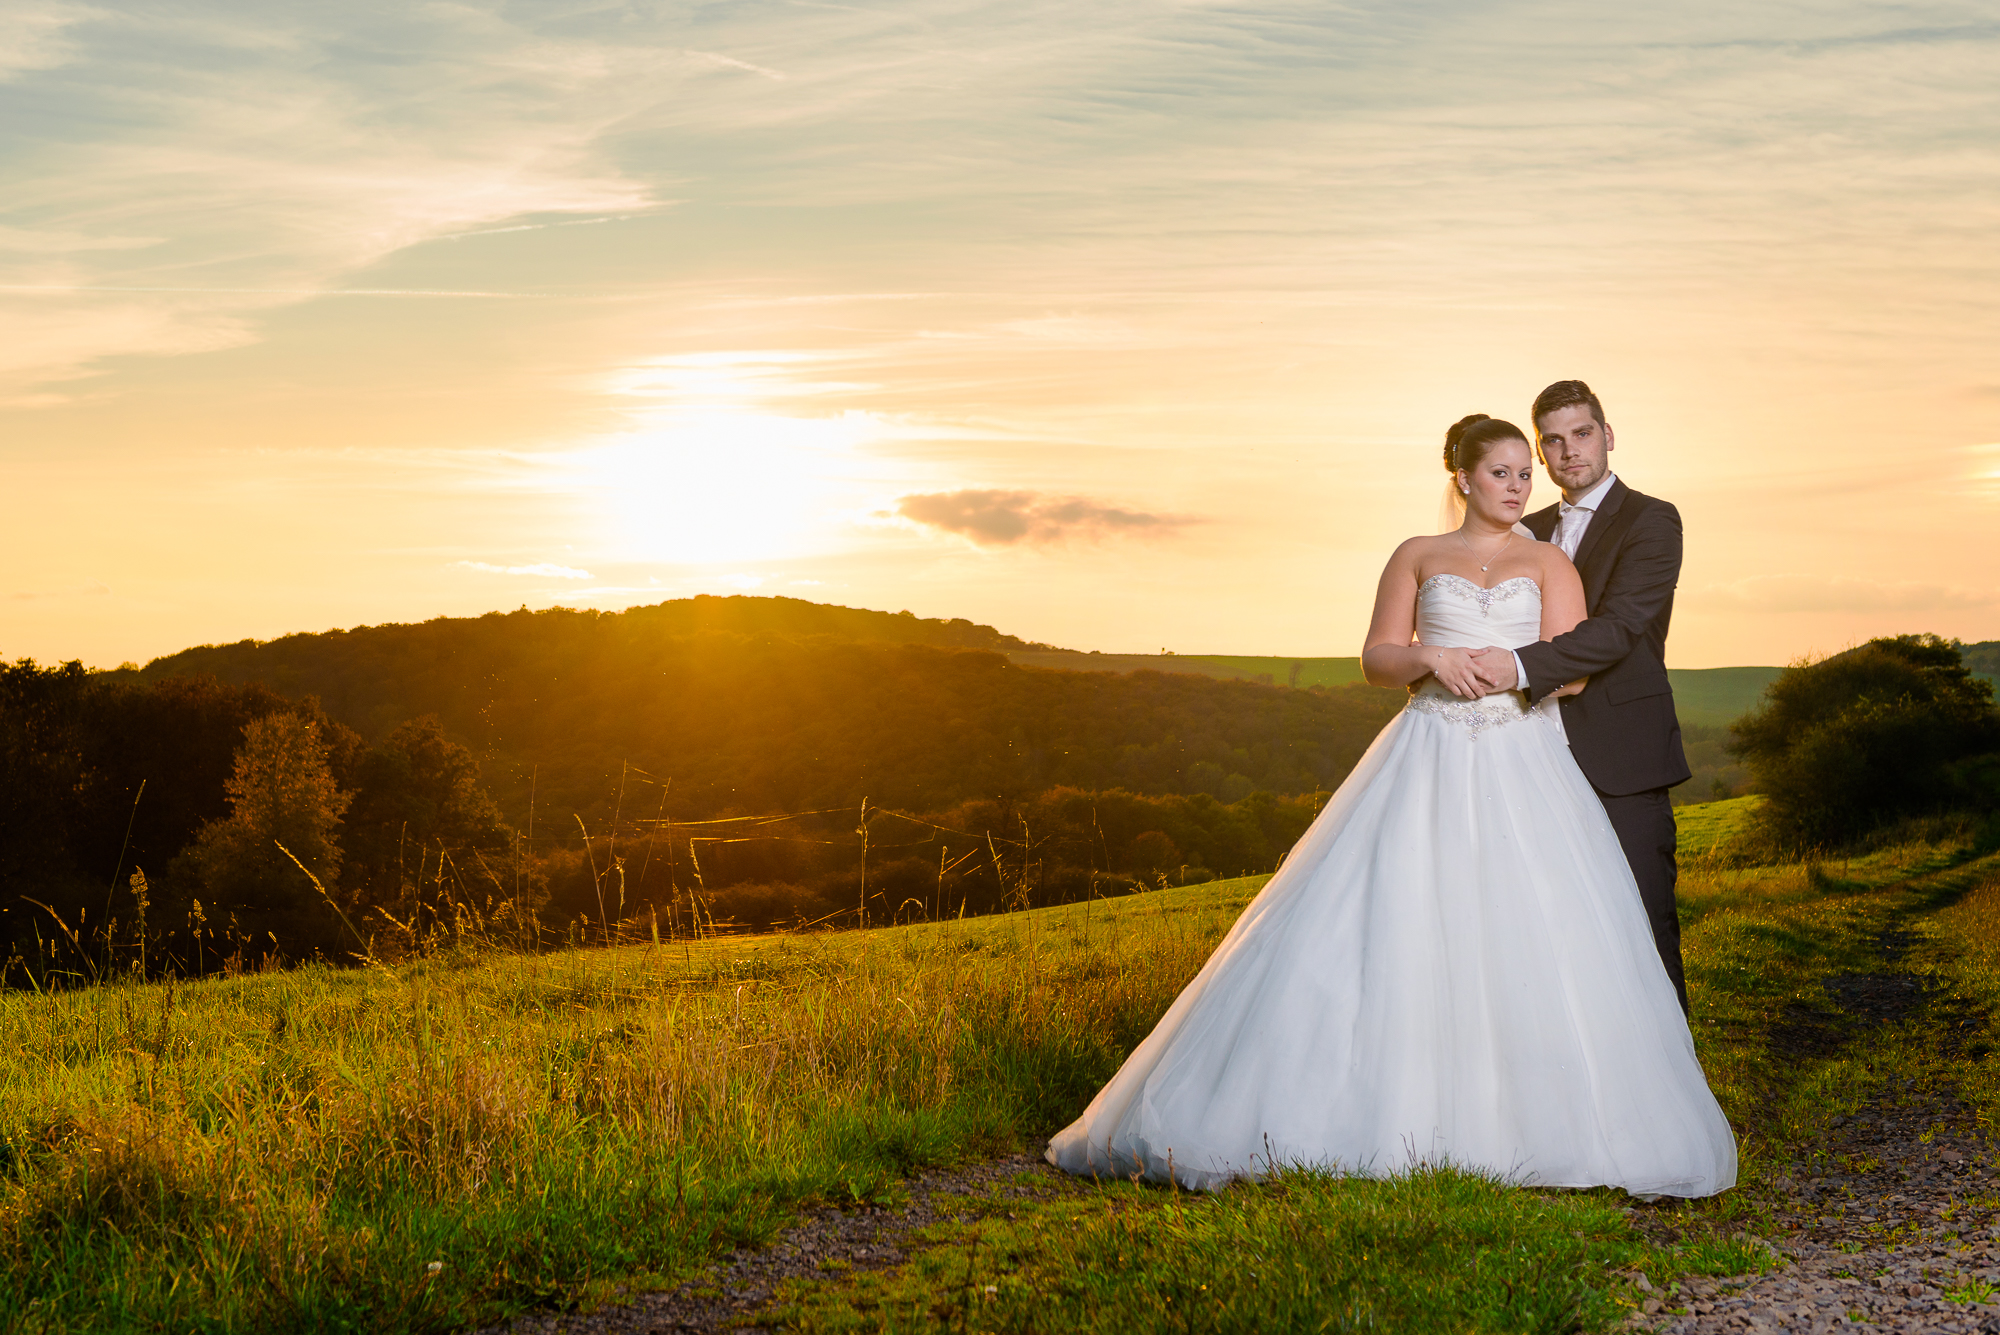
[1419, 573, 1539, 597]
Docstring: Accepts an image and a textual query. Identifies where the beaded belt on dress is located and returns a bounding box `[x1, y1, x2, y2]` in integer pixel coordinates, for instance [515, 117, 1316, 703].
[1403, 680, 1536, 739]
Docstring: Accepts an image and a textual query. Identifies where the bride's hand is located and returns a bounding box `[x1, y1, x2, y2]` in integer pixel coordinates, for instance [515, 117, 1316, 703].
[1426, 647, 1485, 699]
[1550, 675, 1589, 699]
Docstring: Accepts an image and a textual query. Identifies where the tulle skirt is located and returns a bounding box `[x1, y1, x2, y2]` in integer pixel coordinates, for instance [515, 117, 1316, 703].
[1045, 688, 1737, 1197]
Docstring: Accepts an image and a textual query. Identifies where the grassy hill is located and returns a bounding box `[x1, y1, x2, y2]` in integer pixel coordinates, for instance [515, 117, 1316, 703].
[9, 802, 1997, 1331]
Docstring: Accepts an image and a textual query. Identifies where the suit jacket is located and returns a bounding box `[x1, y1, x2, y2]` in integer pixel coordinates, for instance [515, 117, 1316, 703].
[1517, 479, 1692, 797]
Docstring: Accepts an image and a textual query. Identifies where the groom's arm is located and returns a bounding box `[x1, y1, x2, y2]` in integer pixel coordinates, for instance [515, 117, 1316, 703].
[1513, 501, 1684, 705]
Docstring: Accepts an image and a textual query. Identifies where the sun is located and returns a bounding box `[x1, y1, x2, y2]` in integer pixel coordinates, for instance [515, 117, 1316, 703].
[563, 409, 885, 566]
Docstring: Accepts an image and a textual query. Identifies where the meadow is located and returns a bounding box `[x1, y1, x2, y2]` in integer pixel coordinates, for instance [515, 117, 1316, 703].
[4, 796, 1999, 1333]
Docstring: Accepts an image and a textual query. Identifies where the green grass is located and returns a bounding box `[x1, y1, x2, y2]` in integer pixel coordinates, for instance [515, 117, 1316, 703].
[7, 801, 2000, 1332]
[1673, 793, 1762, 858]
[766, 1167, 1769, 1334]
[0, 882, 1257, 1332]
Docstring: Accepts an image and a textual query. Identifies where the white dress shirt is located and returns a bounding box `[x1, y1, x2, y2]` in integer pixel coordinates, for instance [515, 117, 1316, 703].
[1512, 472, 1618, 692]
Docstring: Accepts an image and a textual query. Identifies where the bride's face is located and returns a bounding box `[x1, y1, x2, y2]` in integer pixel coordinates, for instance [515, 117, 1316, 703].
[1459, 438, 1534, 527]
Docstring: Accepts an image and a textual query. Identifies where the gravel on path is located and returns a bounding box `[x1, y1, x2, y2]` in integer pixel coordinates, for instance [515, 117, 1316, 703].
[1633, 1093, 2000, 1335]
[1633, 916, 2000, 1334]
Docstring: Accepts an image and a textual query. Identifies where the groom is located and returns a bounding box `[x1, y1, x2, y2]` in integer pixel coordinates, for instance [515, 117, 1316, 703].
[1470, 380, 1693, 1014]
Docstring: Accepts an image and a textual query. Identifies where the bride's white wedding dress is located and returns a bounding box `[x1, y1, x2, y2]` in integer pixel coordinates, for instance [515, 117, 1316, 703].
[1046, 574, 1737, 1197]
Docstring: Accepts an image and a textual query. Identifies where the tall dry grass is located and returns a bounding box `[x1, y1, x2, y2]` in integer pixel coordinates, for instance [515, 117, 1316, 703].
[0, 878, 1260, 1332]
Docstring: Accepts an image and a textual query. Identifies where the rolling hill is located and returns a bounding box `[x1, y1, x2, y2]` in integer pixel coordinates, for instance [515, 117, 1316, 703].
[132, 598, 1407, 827]
[126, 597, 1998, 824]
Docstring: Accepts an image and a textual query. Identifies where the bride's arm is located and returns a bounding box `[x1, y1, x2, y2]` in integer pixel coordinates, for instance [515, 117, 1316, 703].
[1362, 540, 1485, 697]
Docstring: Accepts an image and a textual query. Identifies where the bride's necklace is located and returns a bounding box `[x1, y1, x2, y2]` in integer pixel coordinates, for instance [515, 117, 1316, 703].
[1458, 527, 1514, 573]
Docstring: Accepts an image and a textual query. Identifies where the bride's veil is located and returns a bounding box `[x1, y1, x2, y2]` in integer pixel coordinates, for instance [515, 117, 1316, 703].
[1437, 479, 1466, 535]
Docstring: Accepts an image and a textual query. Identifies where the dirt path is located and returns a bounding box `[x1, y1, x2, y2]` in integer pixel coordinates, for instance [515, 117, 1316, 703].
[1638, 911, 2000, 1334]
[474, 1148, 1077, 1335]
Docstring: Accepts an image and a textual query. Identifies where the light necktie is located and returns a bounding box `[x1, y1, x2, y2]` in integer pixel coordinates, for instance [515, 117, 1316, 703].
[1557, 502, 1592, 558]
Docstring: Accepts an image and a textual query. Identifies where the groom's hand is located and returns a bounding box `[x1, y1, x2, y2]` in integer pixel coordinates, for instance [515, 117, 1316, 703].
[1467, 647, 1519, 694]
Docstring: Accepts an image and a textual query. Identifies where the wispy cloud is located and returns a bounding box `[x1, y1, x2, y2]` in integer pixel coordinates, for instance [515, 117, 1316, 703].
[9, 578, 111, 601]
[433, 216, 629, 242]
[456, 561, 593, 579]
[896, 490, 1186, 547]
[686, 50, 786, 81]
[1, 285, 530, 298]
[0, 4, 95, 79]
[0, 5, 660, 395]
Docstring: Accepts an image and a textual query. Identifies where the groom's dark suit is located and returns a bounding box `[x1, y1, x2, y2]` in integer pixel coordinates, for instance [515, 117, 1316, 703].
[1517, 479, 1693, 1012]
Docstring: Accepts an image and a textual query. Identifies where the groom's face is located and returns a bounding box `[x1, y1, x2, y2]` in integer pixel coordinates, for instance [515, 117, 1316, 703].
[1535, 405, 1614, 495]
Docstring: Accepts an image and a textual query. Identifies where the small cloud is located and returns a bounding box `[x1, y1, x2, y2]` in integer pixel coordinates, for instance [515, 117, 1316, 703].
[1702, 574, 1997, 615]
[789, 579, 824, 586]
[714, 573, 766, 589]
[456, 561, 593, 579]
[895, 490, 1186, 548]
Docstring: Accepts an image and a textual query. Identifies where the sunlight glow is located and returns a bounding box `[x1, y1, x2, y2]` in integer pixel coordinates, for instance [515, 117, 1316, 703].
[554, 408, 889, 565]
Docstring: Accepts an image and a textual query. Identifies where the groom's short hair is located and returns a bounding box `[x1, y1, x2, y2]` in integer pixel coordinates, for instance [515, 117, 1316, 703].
[1532, 380, 1605, 428]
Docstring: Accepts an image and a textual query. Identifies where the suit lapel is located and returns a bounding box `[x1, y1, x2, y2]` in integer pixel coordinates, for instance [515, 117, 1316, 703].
[1524, 503, 1560, 542]
[1572, 478, 1630, 573]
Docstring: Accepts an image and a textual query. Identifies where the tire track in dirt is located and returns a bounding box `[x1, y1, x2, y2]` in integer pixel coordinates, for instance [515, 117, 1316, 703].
[1637, 900, 2000, 1334]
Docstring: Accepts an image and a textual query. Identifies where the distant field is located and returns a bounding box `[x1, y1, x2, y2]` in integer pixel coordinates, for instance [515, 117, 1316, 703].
[1010, 650, 1785, 727]
[1668, 666, 1785, 728]
[1003, 650, 1370, 690]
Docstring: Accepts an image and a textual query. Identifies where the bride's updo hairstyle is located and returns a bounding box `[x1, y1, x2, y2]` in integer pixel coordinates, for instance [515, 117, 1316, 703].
[1443, 413, 1530, 475]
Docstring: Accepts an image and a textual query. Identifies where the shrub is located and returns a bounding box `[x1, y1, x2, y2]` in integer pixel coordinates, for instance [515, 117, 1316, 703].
[1729, 634, 2000, 848]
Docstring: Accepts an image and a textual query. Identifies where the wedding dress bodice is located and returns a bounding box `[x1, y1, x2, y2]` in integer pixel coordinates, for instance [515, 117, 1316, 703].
[1404, 574, 1550, 737]
[1414, 573, 1540, 650]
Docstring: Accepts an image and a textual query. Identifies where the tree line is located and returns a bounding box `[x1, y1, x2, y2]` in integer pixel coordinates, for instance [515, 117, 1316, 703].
[25, 596, 1979, 980]
[3, 597, 1401, 978]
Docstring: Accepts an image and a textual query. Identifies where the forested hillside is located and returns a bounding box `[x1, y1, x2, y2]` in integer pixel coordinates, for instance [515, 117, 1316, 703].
[0, 599, 1409, 967]
[11, 599, 1990, 970]
[131, 597, 1404, 824]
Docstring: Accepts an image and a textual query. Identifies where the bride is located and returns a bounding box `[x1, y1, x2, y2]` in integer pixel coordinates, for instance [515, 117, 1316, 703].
[1045, 414, 1736, 1197]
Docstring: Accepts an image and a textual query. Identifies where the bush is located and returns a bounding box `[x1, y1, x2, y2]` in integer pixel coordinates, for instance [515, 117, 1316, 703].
[1729, 634, 2000, 849]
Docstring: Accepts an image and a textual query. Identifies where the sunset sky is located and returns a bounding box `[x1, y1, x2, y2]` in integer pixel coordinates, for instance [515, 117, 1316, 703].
[5, 1, 1997, 670]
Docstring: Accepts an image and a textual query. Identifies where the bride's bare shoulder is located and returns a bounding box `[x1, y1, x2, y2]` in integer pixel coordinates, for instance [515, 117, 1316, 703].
[1388, 534, 1448, 564]
[1528, 539, 1582, 589]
